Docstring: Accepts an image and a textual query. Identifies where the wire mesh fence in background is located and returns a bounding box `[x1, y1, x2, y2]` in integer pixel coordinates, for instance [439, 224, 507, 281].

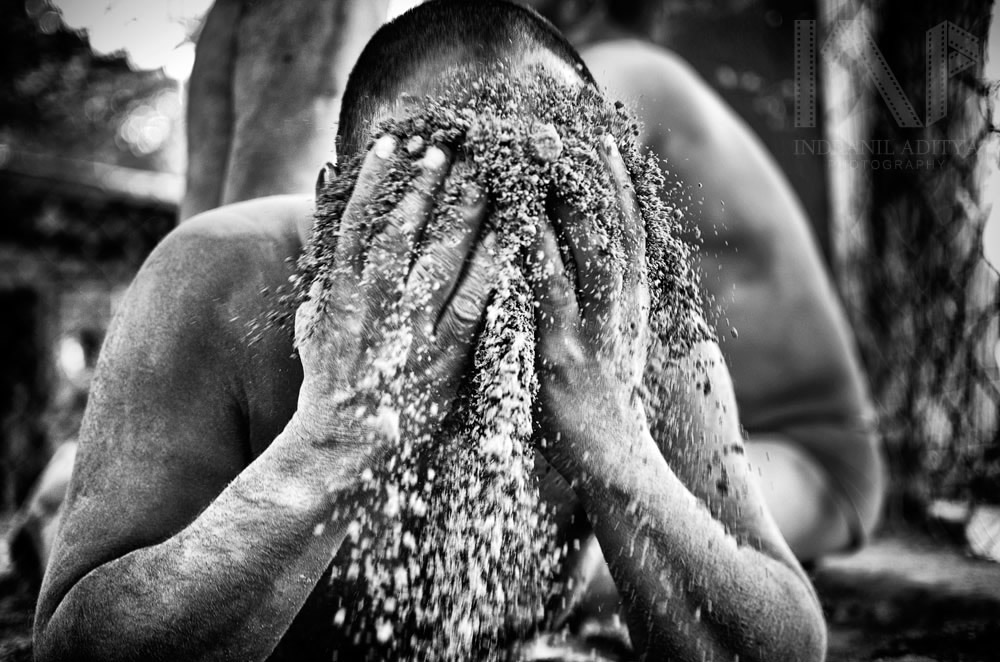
[827, 0, 1000, 517]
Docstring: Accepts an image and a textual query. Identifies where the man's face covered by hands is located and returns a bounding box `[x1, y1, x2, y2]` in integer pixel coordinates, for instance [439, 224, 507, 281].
[290, 62, 711, 659]
[302, 62, 706, 354]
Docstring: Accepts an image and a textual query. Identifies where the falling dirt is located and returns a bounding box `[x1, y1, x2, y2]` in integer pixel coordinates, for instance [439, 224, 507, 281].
[290, 63, 711, 661]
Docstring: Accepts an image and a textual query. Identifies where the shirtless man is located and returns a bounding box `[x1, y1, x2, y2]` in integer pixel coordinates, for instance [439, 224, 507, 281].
[183, 0, 885, 561]
[33, 2, 825, 661]
[11, 0, 884, 584]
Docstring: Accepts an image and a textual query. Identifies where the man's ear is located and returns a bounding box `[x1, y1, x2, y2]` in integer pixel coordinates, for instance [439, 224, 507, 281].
[315, 161, 338, 197]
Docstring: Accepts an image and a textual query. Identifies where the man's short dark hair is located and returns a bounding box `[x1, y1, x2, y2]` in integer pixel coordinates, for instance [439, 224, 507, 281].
[336, 0, 596, 160]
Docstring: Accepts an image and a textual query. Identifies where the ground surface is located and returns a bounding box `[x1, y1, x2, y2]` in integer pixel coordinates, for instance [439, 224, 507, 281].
[2, 524, 999, 661]
[816, 531, 1000, 662]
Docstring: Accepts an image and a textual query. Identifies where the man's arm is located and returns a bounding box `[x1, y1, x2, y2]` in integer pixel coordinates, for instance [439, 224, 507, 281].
[182, 0, 241, 220]
[35, 141, 496, 662]
[183, 0, 389, 220]
[580, 343, 826, 662]
[33, 211, 371, 662]
[528, 137, 825, 662]
[581, 41, 885, 558]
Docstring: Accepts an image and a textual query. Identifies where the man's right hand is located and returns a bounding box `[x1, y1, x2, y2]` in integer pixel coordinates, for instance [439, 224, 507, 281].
[33, 136, 499, 662]
[292, 135, 498, 457]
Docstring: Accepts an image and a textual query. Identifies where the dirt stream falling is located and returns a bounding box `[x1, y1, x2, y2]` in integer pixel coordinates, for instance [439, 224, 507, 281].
[289, 64, 710, 661]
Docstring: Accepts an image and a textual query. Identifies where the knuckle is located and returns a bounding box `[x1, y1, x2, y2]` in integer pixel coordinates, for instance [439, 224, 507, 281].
[411, 178, 438, 202]
[434, 315, 461, 348]
[414, 252, 451, 286]
[451, 290, 481, 324]
[545, 279, 576, 311]
[536, 334, 585, 381]
[379, 214, 410, 247]
[368, 237, 410, 271]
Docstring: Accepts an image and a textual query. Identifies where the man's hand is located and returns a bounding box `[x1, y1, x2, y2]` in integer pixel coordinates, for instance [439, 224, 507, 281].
[524, 135, 826, 661]
[293, 135, 497, 454]
[528, 134, 650, 477]
[33, 139, 499, 662]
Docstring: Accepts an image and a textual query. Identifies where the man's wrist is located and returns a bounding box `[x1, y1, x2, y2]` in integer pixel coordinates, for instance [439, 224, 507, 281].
[552, 403, 649, 484]
[282, 411, 377, 482]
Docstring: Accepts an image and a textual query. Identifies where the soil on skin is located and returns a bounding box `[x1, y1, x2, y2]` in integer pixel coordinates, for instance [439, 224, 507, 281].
[3, 524, 1000, 660]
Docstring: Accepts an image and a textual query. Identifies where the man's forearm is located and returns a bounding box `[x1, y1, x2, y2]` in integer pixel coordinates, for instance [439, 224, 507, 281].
[35, 418, 367, 662]
[573, 431, 826, 662]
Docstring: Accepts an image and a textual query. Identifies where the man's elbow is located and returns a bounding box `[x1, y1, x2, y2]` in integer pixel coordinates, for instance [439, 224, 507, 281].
[33, 610, 79, 662]
[745, 578, 827, 662]
[35, 610, 147, 662]
[777, 557, 828, 662]
[34, 584, 117, 662]
[725, 561, 828, 662]
[789, 593, 828, 662]
[34, 594, 84, 662]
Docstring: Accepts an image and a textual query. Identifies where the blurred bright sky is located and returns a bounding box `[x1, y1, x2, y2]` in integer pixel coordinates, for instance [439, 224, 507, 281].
[48, 0, 213, 79]
[44, 0, 423, 80]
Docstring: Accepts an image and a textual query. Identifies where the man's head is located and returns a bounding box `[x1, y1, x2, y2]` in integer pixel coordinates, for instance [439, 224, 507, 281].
[336, 0, 596, 161]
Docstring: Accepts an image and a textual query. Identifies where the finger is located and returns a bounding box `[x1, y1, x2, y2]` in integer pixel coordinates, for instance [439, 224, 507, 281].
[405, 176, 488, 336]
[598, 135, 650, 343]
[526, 219, 580, 334]
[363, 145, 452, 294]
[547, 194, 619, 319]
[433, 229, 498, 351]
[598, 134, 645, 281]
[336, 134, 400, 275]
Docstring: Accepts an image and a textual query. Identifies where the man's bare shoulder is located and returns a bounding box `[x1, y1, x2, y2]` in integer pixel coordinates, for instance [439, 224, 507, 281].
[86, 195, 311, 461]
[580, 40, 787, 252]
[143, 194, 311, 307]
[113, 194, 311, 368]
[171, 194, 313, 259]
[580, 40, 731, 150]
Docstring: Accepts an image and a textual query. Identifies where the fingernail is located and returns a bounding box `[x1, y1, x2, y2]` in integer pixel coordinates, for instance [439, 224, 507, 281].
[601, 133, 616, 154]
[374, 134, 397, 159]
[421, 146, 448, 171]
[405, 135, 426, 157]
[462, 181, 484, 206]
